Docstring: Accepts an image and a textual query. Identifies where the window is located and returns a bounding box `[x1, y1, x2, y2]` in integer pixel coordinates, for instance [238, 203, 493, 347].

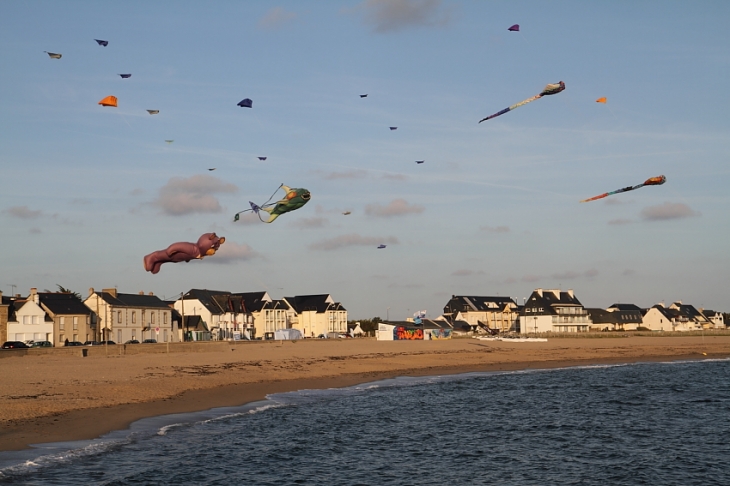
[59, 334, 65, 343]
[151, 313, 155, 324]
[32, 316, 39, 325]
[23, 316, 29, 325]
[132, 311, 136, 323]
[60, 317, 65, 330]
[118, 311, 122, 324]
[73, 317, 78, 330]
[164, 313, 168, 324]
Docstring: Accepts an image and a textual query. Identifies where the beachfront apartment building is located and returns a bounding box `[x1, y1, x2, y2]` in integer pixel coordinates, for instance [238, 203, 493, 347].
[284, 294, 347, 338]
[84, 288, 176, 343]
[521, 288, 591, 334]
[442, 296, 520, 333]
[701, 309, 725, 329]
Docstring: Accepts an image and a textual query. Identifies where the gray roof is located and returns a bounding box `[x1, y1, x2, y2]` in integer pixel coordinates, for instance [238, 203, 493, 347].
[39, 292, 92, 315]
[285, 295, 346, 313]
[98, 291, 170, 309]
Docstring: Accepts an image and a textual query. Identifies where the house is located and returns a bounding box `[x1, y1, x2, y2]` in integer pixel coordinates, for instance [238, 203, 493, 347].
[442, 295, 519, 333]
[6, 288, 55, 344]
[641, 303, 705, 332]
[521, 288, 591, 334]
[701, 309, 725, 329]
[668, 302, 712, 330]
[38, 289, 93, 345]
[84, 288, 176, 343]
[284, 294, 347, 338]
[605, 303, 644, 331]
[0, 291, 14, 343]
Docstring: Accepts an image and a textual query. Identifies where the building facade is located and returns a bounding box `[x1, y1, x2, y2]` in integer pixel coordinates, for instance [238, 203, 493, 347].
[521, 288, 591, 334]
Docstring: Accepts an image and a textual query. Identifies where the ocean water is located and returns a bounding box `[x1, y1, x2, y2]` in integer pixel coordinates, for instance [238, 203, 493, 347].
[1, 359, 729, 485]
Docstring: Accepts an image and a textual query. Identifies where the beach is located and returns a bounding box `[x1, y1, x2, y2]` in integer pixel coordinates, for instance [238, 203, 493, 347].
[1, 335, 728, 452]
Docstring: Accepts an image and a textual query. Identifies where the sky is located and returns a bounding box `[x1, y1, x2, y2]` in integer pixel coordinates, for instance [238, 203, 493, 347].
[1, 1, 729, 320]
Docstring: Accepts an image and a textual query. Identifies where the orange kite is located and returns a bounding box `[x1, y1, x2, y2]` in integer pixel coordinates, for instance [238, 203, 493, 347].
[98, 96, 118, 107]
[596, 97, 607, 103]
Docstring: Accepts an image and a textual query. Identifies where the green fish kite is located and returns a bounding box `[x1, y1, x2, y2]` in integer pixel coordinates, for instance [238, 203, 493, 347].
[234, 184, 311, 223]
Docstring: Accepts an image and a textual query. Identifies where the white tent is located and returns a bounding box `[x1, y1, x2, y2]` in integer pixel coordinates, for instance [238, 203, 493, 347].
[274, 328, 303, 340]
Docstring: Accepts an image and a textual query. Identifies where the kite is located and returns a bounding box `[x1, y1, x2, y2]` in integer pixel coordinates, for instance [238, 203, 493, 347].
[234, 184, 311, 223]
[143, 232, 225, 274]
[147, 109, 159, 114]
[94, 39, 109, 46]
[343, 211, 351, 215]
[98, 96, 118, 107]
[360, 94, 368, 98]
[208, 168, 216, 171]
[377, 244, 387, 249]
[119, 74, 132, 78]
[44, 51, 62, 59]
[390, 127, 398, 130]
[479, 81, 565, 123]
[165, 140, 174, 144]
[238, 98, 253, 108]
[508, 24, 520, 31]
[415, 160, 424, 164]
[580, 175, 666, 203]
[596, 97, 607, 103]
[258, 157, 267, 161]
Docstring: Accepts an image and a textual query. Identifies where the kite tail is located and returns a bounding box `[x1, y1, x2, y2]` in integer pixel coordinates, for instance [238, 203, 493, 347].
[479, 94, 541, 123]
[259, 207, 279, 223]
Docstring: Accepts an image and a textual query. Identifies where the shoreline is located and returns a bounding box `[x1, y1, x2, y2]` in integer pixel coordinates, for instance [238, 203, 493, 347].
[1, 336, 728, 453]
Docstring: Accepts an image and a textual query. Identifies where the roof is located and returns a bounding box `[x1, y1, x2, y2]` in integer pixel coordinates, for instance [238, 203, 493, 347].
[284, 294, 346, 313]
[39, 292, 91, 315]
[607, 303, 642, 311]
[182, 289, 271, 314]
[444, 295, 517, 313]
[98, 291, 170, 309]
[1, 296, 19, 321]
[182, 315, 209, 332]
[524, 289, 583, 315]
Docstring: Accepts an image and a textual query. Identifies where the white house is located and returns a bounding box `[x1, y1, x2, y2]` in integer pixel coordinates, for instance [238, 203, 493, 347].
[520, 288, 591, 334]
[284, 294, 347, 338]
[7, 290, 54, 344]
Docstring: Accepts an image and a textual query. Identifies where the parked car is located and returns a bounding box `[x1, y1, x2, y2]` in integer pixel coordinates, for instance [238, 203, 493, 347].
[100, 340, 116, 345]
[84, 341, 102, 346]
[124, 340, 140, 344]
[2, 341, 30, 349]
[142, 339, 157, 344]
[65, 341, 84, 347]
[31, 341, 53, 348]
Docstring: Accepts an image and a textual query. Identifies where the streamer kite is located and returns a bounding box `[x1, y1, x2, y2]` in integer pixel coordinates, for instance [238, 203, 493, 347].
[479, 81, 565, 123]
[238, 98, 252, 108]
[119, 74, 132, 78]
[147, 110, 159, 114]
[234, 184, 311, 223]
[98, 96, 118, 107]
[94, 39, 109, 46]
[44, 51, 62, 59]
[580, 175, 666, 203]
[508, 24, 520, 31]
[596, 97, 607, 103]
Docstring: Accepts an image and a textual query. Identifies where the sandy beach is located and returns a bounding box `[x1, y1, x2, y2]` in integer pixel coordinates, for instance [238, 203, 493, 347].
[1, 335, 728, 452]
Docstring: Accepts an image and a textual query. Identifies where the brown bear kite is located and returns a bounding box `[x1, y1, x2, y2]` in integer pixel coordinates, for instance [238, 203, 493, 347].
[143, 232, 225, 274]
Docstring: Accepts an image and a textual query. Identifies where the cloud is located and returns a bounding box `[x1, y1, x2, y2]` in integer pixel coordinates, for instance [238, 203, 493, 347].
[69, 198, 91, 205]
[605, 198, 634, 205]
[29, 228, 42, 234]
[152, 175, 238, 216]
[452, 269, 484, 277]
[130, 188, 145, 196]
[3, 206, 43, 219]
[208, 241, 260, 264]
[365, 198, 424, 217]
[640, 202, 700, 221]
[258, 7, 298, 29]
[480, 225, 509, 233]
[551, 269, 599, 280]
[387, 282, 425, 289]
[290, 217, 328, 229]
[521, 274, 541, 283]
[353, 0, 452, 33]
[608, 218, 633, 225]
[381, 173, 408, 181]
[316, 169, 368, 180]
[309, 233, 398, 250]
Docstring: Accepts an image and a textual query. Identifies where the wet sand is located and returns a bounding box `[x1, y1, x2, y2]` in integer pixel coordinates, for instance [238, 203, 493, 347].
[1, 335, 728, 452]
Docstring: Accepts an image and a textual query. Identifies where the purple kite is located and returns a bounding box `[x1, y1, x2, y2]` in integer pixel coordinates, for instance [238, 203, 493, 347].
[479, 81, 565, 123]
[143, 233, 225, 274]
[508, 24, 520, 32]
[95, 39, 109, 46]
[119, 74, 131, 78]
[238, 98, 252, 108]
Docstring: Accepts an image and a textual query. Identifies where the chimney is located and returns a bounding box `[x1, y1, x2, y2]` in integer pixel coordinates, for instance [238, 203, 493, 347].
[89, 287, 95, 297]
[567, 289, 574, 298]
[0, 290, 3, 299]
[536, 288, 543, 297]
[102, 288, 117, 298]
[148, 292, 154, 296]
[139, 291, 145, 295]
[30, 287, 39, 304]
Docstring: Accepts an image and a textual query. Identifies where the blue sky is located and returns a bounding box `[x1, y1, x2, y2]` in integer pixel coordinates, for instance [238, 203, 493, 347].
[1, 1, 728, 319]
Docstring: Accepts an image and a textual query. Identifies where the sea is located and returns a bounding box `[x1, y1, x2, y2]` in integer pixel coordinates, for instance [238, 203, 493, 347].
[1, 359, 729, 485]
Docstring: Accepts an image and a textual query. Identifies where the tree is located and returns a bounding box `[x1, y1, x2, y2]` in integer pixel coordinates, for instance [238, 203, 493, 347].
[348, 317, 381, 334]
[43, 284, 82, 300]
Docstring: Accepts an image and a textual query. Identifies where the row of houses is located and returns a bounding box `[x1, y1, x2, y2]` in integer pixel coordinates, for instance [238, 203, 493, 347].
[0, 287, 348, 346]
[442, 289, 726, 334]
